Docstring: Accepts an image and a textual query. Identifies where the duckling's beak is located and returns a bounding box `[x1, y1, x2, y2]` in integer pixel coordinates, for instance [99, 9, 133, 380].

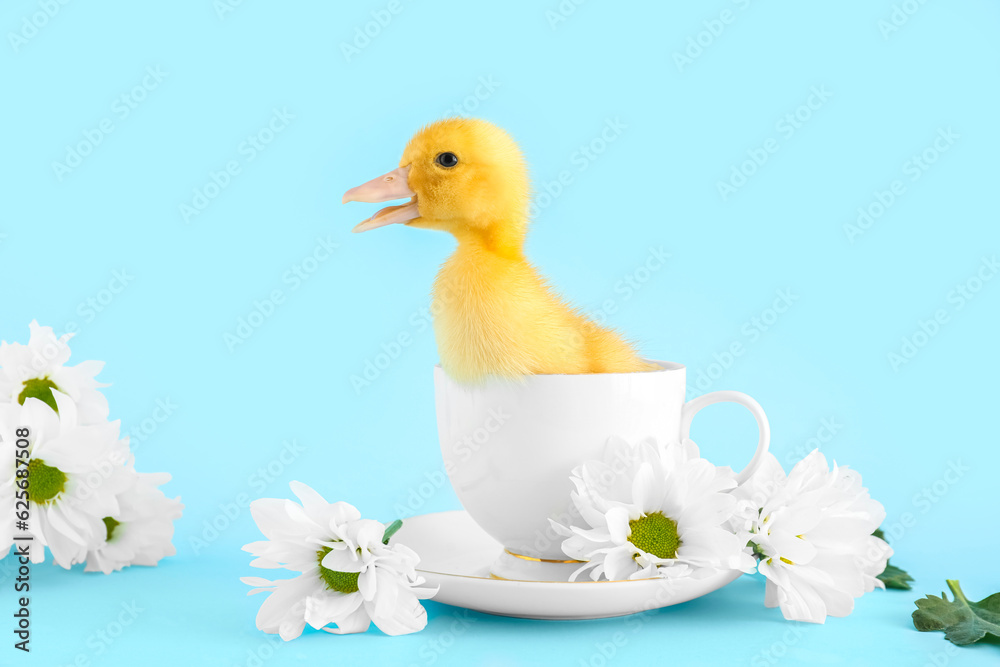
[342, 165, 420, 233]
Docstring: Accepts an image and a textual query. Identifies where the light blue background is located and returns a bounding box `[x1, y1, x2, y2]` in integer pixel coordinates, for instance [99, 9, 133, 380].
[2, 1, 998, 665]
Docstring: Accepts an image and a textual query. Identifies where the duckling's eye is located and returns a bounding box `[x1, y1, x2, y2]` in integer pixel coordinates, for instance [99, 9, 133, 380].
[435, 152, 459, 168]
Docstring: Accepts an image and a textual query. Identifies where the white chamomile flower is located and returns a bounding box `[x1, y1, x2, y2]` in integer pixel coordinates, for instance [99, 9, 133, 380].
[0, 321, 109, 425]
[241, 481, 435, 639]
[737, 450, 892, 624]
[552, 437, 755, 582]
[84, 472, 183, 574]
[0, 390, 133, 568]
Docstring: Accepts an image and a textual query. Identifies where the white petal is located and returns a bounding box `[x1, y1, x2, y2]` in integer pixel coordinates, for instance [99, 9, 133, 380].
[367, 588, 428, 636]
[323, 605, 372, 635]
[288, 481, 329, 509]
[603, 545, 640, 581]
[631, 463, 664, 513]
[320, 546, 362, 573]
[304, 591, 363, 630]
[605, 507, 631, 544]
[353, 519, 388, 552]
[241, 576, 277, 588]
[358, 567, 377, 600]
[254, 574, 316, 639]
[769, 532, 817, 565]
[370, 568, 401, 620]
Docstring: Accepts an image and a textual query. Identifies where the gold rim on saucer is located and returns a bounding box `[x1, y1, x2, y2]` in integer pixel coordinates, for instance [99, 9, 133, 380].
[503, 549, 585, 564]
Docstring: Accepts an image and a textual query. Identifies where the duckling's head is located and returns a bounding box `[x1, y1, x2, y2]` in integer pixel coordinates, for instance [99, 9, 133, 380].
[343, 118, 530, 249]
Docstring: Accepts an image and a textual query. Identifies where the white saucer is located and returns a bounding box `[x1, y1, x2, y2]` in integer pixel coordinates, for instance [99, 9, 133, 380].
[392, 510, 744, 620]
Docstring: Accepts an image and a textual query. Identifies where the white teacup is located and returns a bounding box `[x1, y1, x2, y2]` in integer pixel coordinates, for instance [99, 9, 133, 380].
[434, 361, 770, 581]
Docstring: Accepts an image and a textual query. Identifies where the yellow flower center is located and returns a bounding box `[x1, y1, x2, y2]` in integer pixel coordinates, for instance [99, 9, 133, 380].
[27, 458, 67, 504]
[628, 511, 681, 559]
[316, 546, 360, 594]
[18, 377, 60, 413]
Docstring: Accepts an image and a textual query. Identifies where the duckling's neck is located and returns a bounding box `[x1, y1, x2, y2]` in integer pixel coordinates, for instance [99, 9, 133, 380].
[450, 221, 526, 260]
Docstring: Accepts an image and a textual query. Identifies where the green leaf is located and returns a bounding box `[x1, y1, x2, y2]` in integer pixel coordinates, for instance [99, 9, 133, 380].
[912, 580, 1000, 646]
[873, 526, 913, 590]
[381, 519, 403, 545]
[879, 563, 914, 590]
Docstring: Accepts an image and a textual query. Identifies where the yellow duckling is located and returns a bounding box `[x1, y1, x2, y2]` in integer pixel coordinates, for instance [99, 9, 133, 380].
[343, 118, 658, 383]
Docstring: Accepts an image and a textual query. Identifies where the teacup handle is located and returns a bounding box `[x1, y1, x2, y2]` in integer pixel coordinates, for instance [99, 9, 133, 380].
[680, 391, 770, 484]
